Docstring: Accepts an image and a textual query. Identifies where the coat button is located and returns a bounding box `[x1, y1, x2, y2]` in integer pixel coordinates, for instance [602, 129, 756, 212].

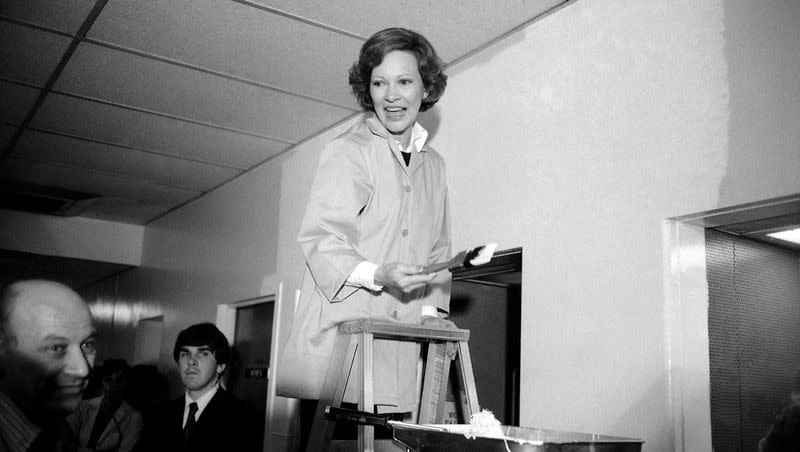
[393, 311, 399, 319]
[405, 185, 411, 192]
[402, 229, 408, 237]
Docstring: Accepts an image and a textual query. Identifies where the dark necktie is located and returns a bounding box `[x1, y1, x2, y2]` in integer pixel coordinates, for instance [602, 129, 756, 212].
[183, 402, 198, 444]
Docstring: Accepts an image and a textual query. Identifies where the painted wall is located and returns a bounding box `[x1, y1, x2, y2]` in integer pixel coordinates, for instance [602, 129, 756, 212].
[429, 1, 798, 450]
[80, 0, 800, 450]
[430, 2, 726, 449]
[720, 0, 800, 205]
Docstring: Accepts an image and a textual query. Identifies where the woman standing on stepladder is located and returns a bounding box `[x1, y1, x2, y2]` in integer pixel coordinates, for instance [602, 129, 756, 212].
[277, 27, 456, 442]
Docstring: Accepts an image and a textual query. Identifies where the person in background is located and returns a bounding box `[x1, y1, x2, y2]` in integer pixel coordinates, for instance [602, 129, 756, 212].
[139, 322, 258, 452]
[125, 363, 168, 449]
[67, 359, 142, 452]
[0, 279, 97, 452]
[276, 27, 455, 441]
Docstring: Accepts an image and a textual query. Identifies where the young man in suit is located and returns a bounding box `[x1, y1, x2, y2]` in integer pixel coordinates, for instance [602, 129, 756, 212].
[142, 322, 259, 452]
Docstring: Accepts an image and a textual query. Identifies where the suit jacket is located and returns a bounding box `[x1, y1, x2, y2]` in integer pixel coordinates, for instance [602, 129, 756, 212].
[277, 114, 452, 412]
[140, 389, 259, 452]
[66, 396, 143, 452]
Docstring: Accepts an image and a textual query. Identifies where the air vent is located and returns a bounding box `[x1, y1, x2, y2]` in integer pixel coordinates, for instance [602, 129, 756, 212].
[0, 181, 99, 217]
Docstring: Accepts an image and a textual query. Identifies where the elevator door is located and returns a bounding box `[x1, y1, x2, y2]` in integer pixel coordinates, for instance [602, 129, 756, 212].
[706, 229, 800, 452]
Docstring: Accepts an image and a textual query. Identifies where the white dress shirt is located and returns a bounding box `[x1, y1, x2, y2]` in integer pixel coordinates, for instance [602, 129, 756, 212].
[183, 383, 219, 427]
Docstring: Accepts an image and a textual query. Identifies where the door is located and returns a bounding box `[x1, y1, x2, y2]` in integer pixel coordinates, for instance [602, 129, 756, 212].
[228, 302, 275, 450]
[132, 316, 163, 365]
[449, 247, 521, 426]
[706, 229, 800, 451]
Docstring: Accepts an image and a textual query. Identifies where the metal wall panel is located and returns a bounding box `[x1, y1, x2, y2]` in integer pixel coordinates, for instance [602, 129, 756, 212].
[706, 229, 800, 452]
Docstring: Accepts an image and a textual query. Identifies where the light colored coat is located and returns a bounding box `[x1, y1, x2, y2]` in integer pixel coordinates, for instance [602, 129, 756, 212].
[277, 114, 452, 411]
[66, 396, 143, 452]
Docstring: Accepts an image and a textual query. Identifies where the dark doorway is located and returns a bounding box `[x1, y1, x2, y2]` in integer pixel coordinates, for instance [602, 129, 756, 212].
[229, 302, 275, 451]
[706, 229, 800, 451]
[448, 247, 521, 426]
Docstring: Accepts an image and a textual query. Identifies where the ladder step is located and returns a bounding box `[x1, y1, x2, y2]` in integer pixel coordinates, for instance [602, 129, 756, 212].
[309, 320, 479, 452]
[338, 319, 470, 342]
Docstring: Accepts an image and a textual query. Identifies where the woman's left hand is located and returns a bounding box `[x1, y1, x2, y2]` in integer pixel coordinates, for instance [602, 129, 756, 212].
[421, 315, 457, 329]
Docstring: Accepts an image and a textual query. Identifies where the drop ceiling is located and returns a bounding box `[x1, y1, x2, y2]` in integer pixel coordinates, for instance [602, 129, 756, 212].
[3, 1, 797, 289]
[1, 0, 569, 225]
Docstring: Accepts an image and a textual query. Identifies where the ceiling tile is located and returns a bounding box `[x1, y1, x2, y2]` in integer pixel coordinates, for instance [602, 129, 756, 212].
[0, 81, 39, 124]
[90, 0, 362, 108]
[1, 157, 200, 205]
[259, 0, 566, 63]
[13, 130, 241, 192]
[31, 94, 290, 169]
[75, 197, 176, 224]
[0, 0, 95, 34]
[0, 248, 134, 289]
[54, 43, 357, 141]
[0, 22, 72, 86]
[0, 125, 17, 149]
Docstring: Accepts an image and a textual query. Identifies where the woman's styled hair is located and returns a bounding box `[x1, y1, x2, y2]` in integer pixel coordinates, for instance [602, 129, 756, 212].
[349, 27, 447, 112]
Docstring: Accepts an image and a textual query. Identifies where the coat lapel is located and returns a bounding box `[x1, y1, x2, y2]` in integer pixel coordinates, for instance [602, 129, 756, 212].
[407, 149, 424, 176]
[85, 397, 112, 446]
[368, 114, 426, 177]
[195, 389, 224, 428]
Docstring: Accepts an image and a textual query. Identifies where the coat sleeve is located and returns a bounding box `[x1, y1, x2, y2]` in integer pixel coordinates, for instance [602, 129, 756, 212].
[298, 138, 373, 302]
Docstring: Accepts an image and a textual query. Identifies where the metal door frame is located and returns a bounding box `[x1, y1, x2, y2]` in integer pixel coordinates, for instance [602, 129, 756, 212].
[215, 284, 284, 452]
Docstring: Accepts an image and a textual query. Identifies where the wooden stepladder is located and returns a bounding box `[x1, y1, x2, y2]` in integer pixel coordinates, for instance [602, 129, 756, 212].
[306, 319, 480, 452]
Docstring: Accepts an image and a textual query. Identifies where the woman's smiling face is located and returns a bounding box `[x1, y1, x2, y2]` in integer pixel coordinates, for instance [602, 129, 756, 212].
[369, 50, 427, 144]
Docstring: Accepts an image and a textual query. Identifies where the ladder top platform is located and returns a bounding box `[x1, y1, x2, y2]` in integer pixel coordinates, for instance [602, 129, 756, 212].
[337, 319, 470, 342]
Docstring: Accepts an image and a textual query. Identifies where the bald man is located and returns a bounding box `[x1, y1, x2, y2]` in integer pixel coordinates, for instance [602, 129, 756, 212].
[0, 279, 97, 452]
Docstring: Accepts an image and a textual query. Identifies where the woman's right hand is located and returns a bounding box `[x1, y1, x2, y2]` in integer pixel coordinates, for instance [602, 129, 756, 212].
[374, 263, 435, 293]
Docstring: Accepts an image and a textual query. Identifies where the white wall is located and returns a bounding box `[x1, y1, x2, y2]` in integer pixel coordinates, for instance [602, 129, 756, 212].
[720, 0, 800, 204]
[430, 3, 728, 449]
[429, 1, 798, 450]
[82, 0, 800, 450]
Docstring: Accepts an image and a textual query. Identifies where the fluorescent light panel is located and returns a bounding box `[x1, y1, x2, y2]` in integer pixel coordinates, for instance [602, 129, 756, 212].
[767, 228, 800, 245]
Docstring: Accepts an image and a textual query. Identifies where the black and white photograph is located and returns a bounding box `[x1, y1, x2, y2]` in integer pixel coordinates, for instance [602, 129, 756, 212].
[1, 1, 799, 451]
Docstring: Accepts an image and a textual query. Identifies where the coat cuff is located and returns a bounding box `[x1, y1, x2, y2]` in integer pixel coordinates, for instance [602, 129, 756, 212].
[346, 261, 384, 292]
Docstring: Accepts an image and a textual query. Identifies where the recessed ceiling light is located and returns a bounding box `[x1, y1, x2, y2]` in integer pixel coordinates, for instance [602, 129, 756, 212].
[767, 228, 800, 245]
